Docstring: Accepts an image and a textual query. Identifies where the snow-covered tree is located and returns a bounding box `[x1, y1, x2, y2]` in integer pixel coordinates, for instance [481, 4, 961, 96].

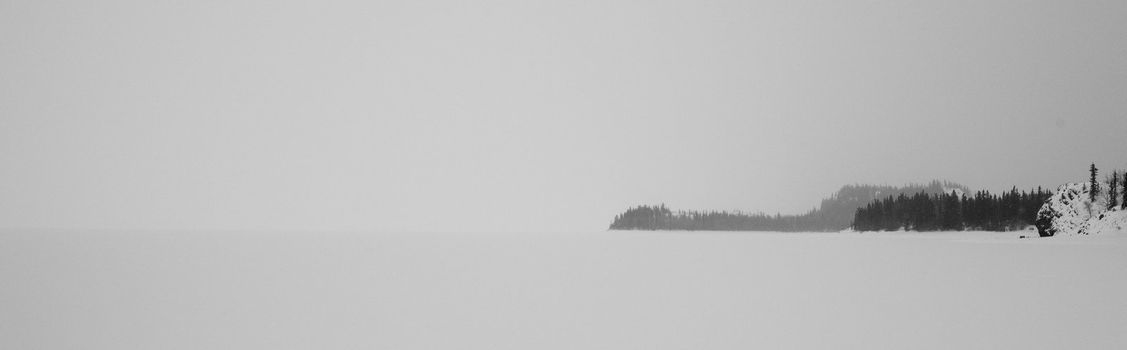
[1110, 171, 1120, 210]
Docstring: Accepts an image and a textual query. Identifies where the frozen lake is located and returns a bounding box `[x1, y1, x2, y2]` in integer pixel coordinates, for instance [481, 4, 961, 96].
[3, 230, 1125, 349]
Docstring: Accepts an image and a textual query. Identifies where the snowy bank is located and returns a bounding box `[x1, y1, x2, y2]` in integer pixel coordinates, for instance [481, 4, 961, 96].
[1036, 183, 1127, 237]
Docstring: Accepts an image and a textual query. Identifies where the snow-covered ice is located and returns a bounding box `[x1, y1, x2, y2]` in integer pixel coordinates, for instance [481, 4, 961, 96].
[2, 230, 1125, 349]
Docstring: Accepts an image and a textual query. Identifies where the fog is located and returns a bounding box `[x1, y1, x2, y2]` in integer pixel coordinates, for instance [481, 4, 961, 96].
[3, 0, 1126, 232]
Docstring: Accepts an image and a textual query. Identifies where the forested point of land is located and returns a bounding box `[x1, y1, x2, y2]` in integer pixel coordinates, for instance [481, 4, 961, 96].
[851, 187, 1051, 231]
[609, 181, 1053, 232]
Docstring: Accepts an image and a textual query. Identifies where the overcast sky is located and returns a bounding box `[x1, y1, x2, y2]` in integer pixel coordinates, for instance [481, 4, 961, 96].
[2, 0, 1126, 232]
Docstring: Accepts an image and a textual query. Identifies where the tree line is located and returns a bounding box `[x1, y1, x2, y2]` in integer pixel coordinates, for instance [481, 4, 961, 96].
[608, 204, 830, 231]
[851, 187, 1052, 231]
[610, 166, 1126, 233]
[608, 181, 971, 232]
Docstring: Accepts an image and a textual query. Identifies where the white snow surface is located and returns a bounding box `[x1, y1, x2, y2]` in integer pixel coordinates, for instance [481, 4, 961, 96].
[3, 230, 1127, 350]
[1039, 182, 1127, 236]
[1088, 209, 1127, 236]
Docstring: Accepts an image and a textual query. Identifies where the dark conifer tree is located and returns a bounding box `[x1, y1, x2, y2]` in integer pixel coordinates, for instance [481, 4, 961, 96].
[1089, 163, 1099, 203]
[1123, 174, 1127, 210]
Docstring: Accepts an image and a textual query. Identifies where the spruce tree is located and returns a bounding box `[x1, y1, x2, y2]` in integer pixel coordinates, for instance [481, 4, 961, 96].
[1123, 172, 1127, 210]
[1110, 171, 1120, 210]
[1090, 163, 1099, 203]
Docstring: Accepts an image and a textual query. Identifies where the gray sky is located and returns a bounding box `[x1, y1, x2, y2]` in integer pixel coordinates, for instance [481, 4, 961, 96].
[2, 0, 1126, 232]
